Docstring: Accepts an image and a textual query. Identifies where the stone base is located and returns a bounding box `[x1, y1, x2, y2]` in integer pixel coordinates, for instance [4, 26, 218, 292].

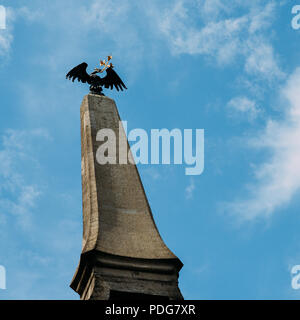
[71, 250, 183, 300]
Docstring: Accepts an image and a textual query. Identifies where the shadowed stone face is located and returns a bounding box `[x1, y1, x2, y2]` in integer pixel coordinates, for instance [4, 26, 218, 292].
[80, 94, 177, 259]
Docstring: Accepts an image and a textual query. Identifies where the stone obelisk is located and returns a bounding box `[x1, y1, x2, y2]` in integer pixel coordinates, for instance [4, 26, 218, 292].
[70, 94, 183, 300]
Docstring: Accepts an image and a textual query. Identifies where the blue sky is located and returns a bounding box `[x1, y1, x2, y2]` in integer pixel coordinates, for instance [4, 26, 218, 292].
[1, 0, 300, 299]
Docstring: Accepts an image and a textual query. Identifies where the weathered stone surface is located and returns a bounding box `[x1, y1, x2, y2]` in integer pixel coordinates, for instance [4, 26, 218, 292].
[71, 94, 183, 300]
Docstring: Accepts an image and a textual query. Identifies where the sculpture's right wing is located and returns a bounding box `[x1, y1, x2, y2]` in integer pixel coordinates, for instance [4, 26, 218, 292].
[102, 67, 127, 91]
[66, 62, 92, 84]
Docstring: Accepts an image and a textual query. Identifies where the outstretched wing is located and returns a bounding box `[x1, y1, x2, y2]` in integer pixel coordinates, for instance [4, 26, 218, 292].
[102, 67, 127, 91]
[66, 62, 91, 84]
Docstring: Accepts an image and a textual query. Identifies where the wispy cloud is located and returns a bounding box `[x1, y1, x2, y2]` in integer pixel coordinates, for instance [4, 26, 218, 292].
[142, 167, 161, 181]
[0, 129, 50, 231]
[0, 128, 82, 299]
[21, 0, 149, 78]
[223, 67, 300, 221]
[152, 1, 283, 81]
[244, 39, 283, 81]
[0, 5, 43, 62]
[0, 7, 13, 59]
[185, 178, 195, 200]
[227, 96, 260, 121]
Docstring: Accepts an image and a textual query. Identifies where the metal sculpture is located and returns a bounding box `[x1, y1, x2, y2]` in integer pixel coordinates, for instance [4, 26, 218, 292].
[66, 56, 127, 95]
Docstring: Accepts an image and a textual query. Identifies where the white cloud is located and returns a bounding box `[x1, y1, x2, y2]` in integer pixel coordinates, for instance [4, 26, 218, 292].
[17, 6, 44, 22]
[152, 1, 283, 80]
[224, 67, 300, 221]
[199, 0, 229, 20]
[0, 129, 50, 230]
[80, 0, 144, 73]
[142, 167, 161, 181]
[0, 7, 13, 58]
[248, 3, 273, 33]
[0, 1, 284, 86]
[0, 6, 43, 61]
[21, 0, 147, 78]
[4, 1, 282, 86]
[227, 96, 260, 121]
[185, 178, 195, 200]
[81, 0, 130, 33]
[157, 1, 246, 61]
[245, 40, 283, 81]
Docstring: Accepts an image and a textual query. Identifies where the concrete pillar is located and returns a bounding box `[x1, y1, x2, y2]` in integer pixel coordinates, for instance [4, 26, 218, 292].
[70, 94, 183, 300]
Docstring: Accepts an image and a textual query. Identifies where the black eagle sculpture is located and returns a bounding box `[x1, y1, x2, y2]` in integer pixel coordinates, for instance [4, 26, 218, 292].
[66, 56, 127, 95]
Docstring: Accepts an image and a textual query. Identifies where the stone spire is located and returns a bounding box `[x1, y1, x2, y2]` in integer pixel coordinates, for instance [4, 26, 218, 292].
[70, 94, 183, 300]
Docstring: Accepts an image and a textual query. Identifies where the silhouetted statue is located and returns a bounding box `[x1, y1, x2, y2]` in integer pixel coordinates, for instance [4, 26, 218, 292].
[66, 56, 127, 95]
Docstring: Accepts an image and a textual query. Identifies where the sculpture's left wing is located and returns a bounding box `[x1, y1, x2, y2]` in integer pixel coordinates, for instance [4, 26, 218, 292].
[66, 62, 92, 84]
[102, 68, 127, 91]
